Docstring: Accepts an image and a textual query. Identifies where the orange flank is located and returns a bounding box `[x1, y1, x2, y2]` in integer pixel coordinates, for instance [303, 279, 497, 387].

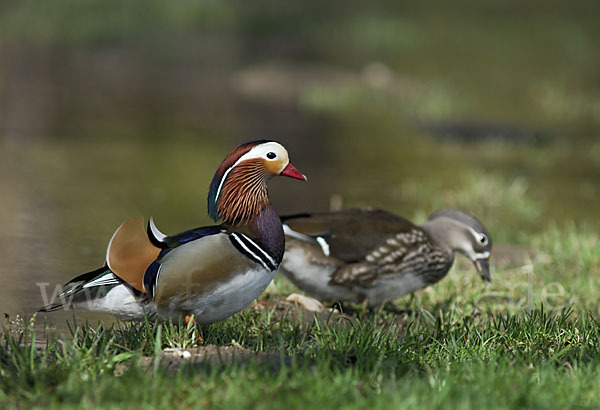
[106, 216, 161, 292]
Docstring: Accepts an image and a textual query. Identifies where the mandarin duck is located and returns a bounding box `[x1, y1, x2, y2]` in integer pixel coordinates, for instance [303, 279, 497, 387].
[280, 208, 492, 306]
[40, 140, 306, 323]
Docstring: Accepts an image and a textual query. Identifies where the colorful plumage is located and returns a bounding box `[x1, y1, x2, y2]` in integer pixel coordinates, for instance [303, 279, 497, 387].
[40, 140, 306, 323]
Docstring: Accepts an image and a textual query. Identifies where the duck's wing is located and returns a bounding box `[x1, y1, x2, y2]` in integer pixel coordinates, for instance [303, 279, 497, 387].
[143, 218, 235, 297]
[282, 208, 450, 288]
[281, 208, 417, 263]
[327, 227, 448, 288]
[147, 217, 224, 249]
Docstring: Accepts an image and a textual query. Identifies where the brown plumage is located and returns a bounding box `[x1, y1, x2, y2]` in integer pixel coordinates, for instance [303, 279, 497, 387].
[280, 208, 492, 305]
[217, 159, 269, 224]
[107, 216, 161, 292]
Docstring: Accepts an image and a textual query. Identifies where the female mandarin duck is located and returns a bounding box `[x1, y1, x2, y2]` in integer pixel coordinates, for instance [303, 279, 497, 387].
[280, 208, 492, 306]
[40, 140, 306, 323]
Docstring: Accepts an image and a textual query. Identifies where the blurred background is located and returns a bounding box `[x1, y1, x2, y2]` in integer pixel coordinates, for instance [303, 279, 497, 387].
[0, 0, 598, 318]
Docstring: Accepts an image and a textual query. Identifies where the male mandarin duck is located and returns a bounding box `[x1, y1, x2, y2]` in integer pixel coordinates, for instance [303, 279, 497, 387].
[40, 140, 306, 323]
[280, 208, 492, 306]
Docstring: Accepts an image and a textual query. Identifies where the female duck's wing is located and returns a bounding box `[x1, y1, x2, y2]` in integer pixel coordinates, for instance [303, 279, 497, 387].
[327, 227, 448, 288]
[281, 208, 418, 263]
[282, 208, 449, 288]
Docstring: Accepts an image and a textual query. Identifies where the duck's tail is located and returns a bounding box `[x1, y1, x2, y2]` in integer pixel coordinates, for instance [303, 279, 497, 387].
[38, 266, 121, 312]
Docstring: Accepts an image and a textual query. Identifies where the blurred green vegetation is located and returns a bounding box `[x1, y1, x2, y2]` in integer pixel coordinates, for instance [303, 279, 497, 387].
[0, 0, 238, 46]
[2, 0, 598, 128]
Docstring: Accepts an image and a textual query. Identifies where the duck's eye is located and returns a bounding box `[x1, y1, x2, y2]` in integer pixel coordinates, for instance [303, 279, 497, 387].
[479, 234, 488, 245]
[266, 152, 277, 160]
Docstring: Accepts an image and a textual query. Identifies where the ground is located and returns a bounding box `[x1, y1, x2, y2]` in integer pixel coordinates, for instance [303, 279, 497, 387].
[2, 221, 600, 409]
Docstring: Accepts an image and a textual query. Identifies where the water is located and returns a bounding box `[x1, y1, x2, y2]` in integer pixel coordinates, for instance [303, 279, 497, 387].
[0, 0, 599, 325]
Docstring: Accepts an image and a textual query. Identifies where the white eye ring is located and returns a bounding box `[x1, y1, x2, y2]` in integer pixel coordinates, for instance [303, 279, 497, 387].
[479, 234, 488, 245]
[266, 152, 277, 160]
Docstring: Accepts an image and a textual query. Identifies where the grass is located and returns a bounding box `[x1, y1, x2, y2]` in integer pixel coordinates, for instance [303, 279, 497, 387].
[2, 304, 600, 408]
[2, 216, 600, 409]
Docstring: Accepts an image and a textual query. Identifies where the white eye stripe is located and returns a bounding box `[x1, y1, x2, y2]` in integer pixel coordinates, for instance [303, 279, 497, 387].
[215, 142, 288, 203]
[467, 226, 488, 245]
[215, 166, 235, 205]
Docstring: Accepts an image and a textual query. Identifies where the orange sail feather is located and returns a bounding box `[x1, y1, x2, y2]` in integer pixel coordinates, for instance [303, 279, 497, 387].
[106, 216, 161, 292]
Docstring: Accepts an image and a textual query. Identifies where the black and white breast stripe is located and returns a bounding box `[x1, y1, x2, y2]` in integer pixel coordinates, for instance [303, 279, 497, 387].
[229, 233, 278, 271]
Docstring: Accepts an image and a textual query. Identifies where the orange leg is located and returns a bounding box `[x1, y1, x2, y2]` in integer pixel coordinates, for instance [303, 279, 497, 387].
[185, 315, 204, 344]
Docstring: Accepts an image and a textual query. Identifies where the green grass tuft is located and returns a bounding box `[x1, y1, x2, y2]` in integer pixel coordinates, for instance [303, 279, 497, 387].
[2, 302, 600, 408]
